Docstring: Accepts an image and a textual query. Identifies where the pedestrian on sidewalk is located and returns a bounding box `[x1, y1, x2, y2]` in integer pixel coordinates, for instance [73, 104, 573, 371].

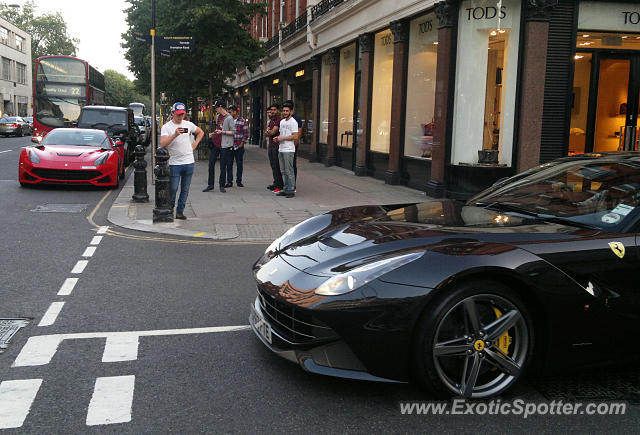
[160, 102, 205, 220]
[274, 101, 299, 198]
[284, 99, 301, 191]
[203, 110, 224, 192]
[228, 105, 248, 187]
[210, 101, 235, 192]
[265, 104, 283, 192]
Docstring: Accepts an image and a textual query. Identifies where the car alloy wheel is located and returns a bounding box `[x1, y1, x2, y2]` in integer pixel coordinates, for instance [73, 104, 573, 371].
[414, 281, 533, 399]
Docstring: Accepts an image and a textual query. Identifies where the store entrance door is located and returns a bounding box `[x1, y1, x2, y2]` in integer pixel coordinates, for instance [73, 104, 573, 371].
[589, 54, 640, 152]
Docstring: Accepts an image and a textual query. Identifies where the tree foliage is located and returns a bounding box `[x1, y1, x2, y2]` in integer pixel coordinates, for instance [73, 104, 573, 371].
[122, 0, 266, 105]
[104, 69, 153, 113]
[0, 1, 79, 71]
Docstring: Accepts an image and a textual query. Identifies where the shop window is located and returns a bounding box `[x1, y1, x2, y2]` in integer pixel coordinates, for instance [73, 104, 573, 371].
[370, 29, 394, 153]
[569, 53, 591, 155]
[451, 0, 521, 166]
[338, 43, 356, 148]
[576, 32, 640, 50]
[404, 13, 438, 159]
[319, 54, 330, 143]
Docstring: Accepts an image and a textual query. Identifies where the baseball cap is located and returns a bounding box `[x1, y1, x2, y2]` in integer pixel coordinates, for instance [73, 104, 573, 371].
[213, 100, 225, 108]
[172, 102, 186, 114]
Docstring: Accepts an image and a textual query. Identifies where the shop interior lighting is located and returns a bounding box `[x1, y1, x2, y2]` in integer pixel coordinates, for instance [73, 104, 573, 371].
[432, 41, 438, 45]
[582, 34, 590, 38]
[490, 30, 497, 36]
[498, 29, 506, 34]
[574, 55, 584, 59]
[622, 36, 628, 39]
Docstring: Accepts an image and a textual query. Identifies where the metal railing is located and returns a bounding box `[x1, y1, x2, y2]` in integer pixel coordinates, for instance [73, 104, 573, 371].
[281, 13, 308, 41]
[264, 35, 279, 52]
[311, 0, 351, 22]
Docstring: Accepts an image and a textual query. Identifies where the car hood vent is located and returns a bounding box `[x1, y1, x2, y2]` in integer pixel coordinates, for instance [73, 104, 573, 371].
[56, 152, 83, 157]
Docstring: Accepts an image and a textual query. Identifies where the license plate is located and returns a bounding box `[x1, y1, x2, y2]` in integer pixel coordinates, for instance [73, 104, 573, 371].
[250, 304, 272, 344]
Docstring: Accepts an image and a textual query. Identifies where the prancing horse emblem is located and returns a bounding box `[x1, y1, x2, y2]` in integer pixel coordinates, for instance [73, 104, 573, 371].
[608, 242, 625, 259]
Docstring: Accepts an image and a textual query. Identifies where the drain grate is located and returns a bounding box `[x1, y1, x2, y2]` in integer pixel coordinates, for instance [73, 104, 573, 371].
[0, 318, 30, 352]
[31, 204, 88, 213]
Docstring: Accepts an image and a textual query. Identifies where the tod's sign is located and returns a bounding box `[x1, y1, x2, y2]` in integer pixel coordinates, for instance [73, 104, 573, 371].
[579, 2, 640, 31]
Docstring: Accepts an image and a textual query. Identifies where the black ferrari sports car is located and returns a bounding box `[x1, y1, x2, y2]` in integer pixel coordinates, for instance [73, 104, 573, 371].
[250, 152, 640, 398]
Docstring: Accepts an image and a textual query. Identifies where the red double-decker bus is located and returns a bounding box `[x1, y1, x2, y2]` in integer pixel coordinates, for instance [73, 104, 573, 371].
[33, 55, 105, 138]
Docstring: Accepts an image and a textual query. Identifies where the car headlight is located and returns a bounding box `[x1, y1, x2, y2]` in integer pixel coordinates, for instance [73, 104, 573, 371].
[28, 149, 40, 163]
[94, 153, 109, 166]
[314, 251, 424, 296]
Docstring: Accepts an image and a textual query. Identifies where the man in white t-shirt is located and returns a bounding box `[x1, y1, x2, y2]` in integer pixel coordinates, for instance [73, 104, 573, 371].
[160, 102, 204, 220]
[274, 101, 299, 198]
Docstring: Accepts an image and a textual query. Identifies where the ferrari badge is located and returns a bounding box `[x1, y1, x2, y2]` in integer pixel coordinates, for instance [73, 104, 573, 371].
[608, 241, 625, 259]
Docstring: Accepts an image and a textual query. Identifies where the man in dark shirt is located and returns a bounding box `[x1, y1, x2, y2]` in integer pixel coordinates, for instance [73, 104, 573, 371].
[203, 110, 224, 192]
[265, 104, 283, 192]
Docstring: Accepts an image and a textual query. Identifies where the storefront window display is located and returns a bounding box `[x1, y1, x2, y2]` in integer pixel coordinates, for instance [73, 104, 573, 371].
[404, 13, 438, 159]
[319, 54, 330, 143]
[370, 29, 395, 153]
[451, 0, 521, 166]
[569, 53, 591, 155]
[338, 43, 356, 148]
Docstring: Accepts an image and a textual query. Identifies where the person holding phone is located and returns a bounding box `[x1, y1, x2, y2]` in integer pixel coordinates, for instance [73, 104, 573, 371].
[160, 102, 204, 220]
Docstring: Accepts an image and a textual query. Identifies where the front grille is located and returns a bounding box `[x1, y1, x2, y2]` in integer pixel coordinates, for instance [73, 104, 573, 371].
[32, 168, 99, 181]
[257, 287, 335, 344]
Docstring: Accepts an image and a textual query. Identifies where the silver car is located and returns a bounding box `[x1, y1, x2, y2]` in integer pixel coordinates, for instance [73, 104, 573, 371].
[0, 116, 31, 137]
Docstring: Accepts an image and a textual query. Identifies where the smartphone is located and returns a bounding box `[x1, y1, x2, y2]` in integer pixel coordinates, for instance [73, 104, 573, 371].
[180, 127, 188, 134]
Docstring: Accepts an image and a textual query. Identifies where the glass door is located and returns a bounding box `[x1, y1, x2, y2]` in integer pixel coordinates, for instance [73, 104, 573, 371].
[591, 55, 640, 152]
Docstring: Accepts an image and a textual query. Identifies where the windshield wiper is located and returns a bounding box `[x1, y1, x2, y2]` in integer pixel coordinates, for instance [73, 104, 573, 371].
[533, 216, 600, 230]
[478, 202, 599, 230]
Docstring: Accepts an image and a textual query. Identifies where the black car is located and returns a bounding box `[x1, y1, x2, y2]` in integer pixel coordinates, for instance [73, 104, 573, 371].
[77, 106, 137, 164]
[250, 152, 640, 398]
[0, 116, 32, 137]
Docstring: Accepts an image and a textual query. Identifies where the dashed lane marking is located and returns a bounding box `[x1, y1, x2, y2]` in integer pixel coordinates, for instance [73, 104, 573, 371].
[37, 302, 65, 327]
[82, 247, 96, 257]
[71, 260, 88, 274]
[90, 236, 103, 245]
[0, 149, 13, 154]
[102, 334, 139, 363]
[86, 376, 135, 426]
[0, 379, 42, 429]
[57, 278, 79, 296]
[13, 325, 251, 367]
[96, 226, 109, 234]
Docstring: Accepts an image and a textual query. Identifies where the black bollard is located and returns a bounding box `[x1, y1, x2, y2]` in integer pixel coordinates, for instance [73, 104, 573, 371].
[152, 147, 174, 223]
[132, 145, 149, 203]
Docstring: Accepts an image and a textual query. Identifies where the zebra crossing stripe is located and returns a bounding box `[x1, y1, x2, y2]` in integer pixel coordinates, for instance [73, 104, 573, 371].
[86, 376, 135, 426]
[0, 379, 43, 429]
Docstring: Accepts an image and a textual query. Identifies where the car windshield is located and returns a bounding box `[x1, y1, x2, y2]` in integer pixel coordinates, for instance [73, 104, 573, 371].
[470, 157, 640, 231]
[42, 130, 109, 147]
[135, 117, 145, 127]
[79, 110, 126, 128]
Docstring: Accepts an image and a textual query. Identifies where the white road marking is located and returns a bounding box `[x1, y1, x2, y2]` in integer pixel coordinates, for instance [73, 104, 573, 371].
[0, 149, 12, 154]
[0, 379, 43, 429]
[96, 226, 109, 234]
[13, 325, 250, 367]
[90, 236, 103, 245]
[71, 260, 88, 274]
[37, 302, 65, 327]
[103, 334, 139, 363]
[86, 376, 135, 426]
[82, 247, 97, 257]
[57, 277, 79, 296]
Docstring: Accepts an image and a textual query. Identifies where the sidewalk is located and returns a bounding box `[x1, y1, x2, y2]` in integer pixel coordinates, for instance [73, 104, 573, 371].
[108, 146, 431, 242]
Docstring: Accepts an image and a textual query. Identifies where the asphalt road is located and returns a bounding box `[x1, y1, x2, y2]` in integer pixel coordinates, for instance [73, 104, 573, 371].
[0, 135, 638, 433]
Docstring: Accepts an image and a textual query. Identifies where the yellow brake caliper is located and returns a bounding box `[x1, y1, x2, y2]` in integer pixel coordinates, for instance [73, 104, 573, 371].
[492, 307, 512, 358]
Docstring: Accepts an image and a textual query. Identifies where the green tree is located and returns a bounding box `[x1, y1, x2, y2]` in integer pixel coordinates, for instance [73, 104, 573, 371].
[0, 1, 79, 71]
[122, 0, 265, 107]
[104, 69, 154, 113]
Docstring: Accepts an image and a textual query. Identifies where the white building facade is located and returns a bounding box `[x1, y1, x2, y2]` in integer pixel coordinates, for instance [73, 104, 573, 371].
[0, 17, 32, 117]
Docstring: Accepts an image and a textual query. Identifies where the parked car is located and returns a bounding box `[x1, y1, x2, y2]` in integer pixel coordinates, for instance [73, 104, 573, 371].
[19, 128, 125, 188]
[251, 151, 640, 399]
[23, 116, 33, 127]
[77, 106, 137, 164]
[134, 116, 150, 146]
[0, 116, 32, 137]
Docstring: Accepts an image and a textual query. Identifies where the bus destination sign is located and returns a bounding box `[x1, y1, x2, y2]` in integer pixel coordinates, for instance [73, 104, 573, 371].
[40, 84, 86, 98]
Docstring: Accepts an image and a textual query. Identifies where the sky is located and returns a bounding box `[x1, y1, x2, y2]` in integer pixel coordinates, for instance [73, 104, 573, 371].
[34, 0, 135, 80]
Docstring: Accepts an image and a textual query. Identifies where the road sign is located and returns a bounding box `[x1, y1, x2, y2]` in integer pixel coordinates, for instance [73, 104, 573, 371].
[132, 32, 150, 44]
[158, 36, 193, 51]
[160, 50, 170, 57]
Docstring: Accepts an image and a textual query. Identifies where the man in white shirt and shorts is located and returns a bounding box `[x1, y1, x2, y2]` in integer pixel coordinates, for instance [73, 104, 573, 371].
[160, 102, 204, 219]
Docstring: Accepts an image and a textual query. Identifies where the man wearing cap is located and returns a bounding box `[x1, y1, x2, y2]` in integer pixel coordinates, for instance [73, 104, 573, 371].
[160, 102, 204, 220]
[209, 101, 235, 192]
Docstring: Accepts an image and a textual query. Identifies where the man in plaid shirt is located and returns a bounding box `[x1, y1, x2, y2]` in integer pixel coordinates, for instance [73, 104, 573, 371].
[228, 105, 248, 187]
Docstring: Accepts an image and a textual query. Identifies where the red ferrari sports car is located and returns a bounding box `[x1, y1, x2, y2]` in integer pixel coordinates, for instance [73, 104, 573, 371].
[19, 128, 125, 188]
